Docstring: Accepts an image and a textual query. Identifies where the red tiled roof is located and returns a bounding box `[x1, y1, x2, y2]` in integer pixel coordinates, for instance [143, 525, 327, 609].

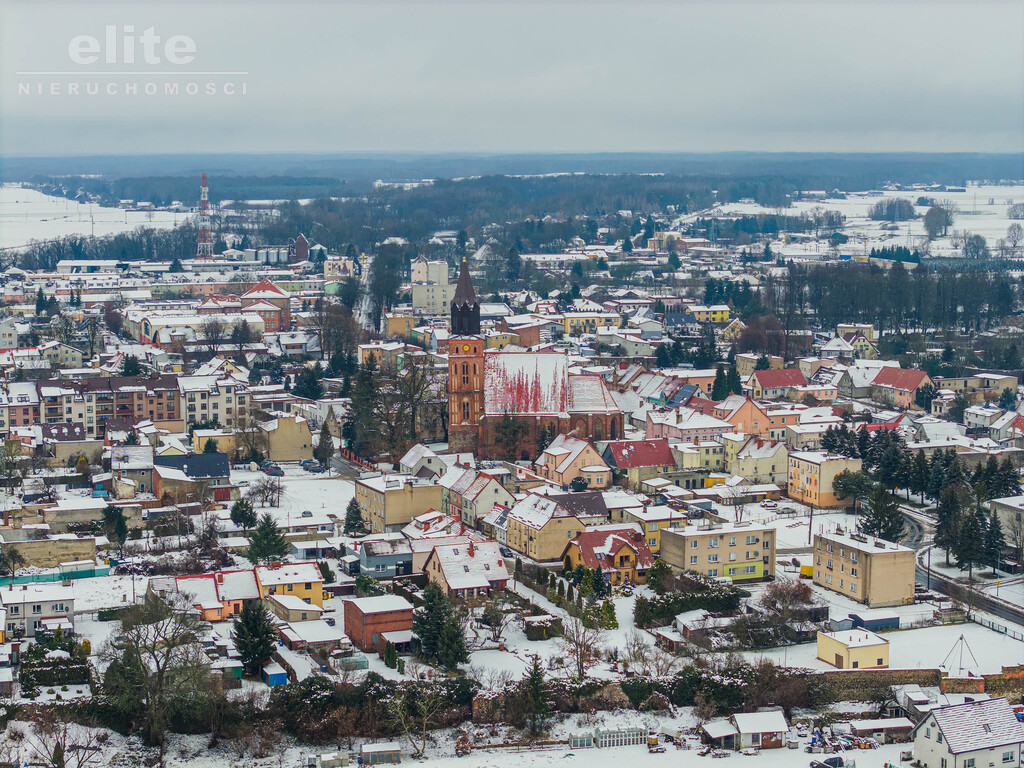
[752, 368, 806, 389]
[871, 367, 929, 391]
[687, 396, 718, 415]
[564, 526, 655, 574]
[605, 438, 674, 468]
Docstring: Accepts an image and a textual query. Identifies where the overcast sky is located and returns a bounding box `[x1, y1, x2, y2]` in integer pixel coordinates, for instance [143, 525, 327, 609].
[1, 0, 1022, 157]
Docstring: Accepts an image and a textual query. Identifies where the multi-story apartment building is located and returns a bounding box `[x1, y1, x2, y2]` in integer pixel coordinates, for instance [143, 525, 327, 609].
[787, 451, 862, 508]
[660, 521, 775, 582]
[354, 474, 443, 534]
[812, 530, 915, 608]
[178, 375, 248, 429]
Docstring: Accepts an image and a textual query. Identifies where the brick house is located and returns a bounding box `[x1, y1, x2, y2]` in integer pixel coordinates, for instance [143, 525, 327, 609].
[342, 595, 414, 653]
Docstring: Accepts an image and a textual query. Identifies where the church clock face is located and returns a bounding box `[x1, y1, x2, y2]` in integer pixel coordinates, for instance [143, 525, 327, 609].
[463, 345, 470, 351]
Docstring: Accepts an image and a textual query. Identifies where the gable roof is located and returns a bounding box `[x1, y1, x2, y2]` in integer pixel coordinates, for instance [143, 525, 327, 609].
[751, 368, 807, 390]
[871, 367, 930, 391]
[563, 524, 655, 573]
[425, 541, 508, 591]
[604, 438, 674, 468]
[917, 698, 1024, 755]
[153, 452, 230, 478]
[242, 278, 288, 300]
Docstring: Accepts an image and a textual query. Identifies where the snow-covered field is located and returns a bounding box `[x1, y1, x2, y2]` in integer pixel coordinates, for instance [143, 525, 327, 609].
[712, 183, 1024, 260]
[232, 464, 356, 520]
[0, 184, 183, 250]
[740, 620, 1022, 676]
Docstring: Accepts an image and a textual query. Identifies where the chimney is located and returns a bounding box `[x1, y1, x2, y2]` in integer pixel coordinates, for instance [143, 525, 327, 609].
[468, 542, 475, 557]
[271, 561, 282, 569]
[217, 572, 224, 584]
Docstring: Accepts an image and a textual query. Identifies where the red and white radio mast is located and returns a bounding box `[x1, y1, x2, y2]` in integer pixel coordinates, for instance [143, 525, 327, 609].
[196, 173, 213, 257]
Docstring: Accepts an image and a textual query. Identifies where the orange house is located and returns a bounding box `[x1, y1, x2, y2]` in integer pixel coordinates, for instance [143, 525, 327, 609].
[172, 569, 260, 622]
[535, 434, 611, 489]
[711, 395, 772, 437]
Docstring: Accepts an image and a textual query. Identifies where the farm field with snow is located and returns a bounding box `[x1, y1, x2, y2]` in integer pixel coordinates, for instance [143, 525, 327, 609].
[0, 184, 183, 250]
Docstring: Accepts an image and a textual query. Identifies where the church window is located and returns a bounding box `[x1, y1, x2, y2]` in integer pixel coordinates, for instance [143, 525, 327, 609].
[462, 401, 470, 420]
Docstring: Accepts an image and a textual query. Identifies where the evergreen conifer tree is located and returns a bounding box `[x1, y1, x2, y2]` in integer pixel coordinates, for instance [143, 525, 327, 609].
[232, 601, 277, 673]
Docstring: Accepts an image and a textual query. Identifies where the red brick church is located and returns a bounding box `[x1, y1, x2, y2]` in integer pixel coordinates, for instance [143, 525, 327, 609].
[447, 259, 623, 459]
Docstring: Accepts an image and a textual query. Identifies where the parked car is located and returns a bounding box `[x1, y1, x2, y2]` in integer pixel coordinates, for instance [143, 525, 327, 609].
[300, 459, 318, 468]
[264, 467, 284, 477]
[307, 464, 326, 473]
[499, 546, 513, 558]
[810, 757, 844, 768]
[760, 500, 778, 508]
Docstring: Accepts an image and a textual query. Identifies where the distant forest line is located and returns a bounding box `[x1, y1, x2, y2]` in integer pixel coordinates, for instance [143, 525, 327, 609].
[5, 151, 1022, 203]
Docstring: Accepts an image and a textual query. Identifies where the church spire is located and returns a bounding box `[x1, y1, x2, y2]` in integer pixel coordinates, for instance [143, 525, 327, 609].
[452, 255, 477, 308]
[450, 256, 481, 336]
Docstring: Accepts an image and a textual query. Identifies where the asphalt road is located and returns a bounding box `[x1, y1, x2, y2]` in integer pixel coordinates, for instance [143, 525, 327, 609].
[898, 505, 1024, 627]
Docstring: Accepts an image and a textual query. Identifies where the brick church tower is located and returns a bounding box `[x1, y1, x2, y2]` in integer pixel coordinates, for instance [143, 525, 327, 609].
[448, 257, 483, 453]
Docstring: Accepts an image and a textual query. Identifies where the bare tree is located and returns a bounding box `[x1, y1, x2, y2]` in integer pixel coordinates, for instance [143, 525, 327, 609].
[24, 710, 106, 768]
[385, 682, 448, 758]
[103, 593, 210, 757]
[623, 628, 678, 676]
[246, 475, 280, 508]
[236, 419, 268, 461]
[559, 616, 603, 679]
[1005, 510, 1024, 564]
[201, 316, 227, 356]
[481, 595, 515, 643]
[1008, 223, 1024, 254]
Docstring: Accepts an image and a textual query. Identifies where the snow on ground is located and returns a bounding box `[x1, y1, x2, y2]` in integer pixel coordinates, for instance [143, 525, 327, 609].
[711, 183, 1024, 260]
[718, 502, 860, 552]
[232, 464, 355, 521]
[0, 184, 183, 250]
[740, 620, 1022, 675]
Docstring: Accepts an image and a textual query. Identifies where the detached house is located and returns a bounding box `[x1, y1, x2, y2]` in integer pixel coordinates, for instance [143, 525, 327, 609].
[505, 494, 583, 562]
[423, 541, 509, 599]
[602, 438, 675, 490]
[870, 367, 933, 410]
[536, 434, 610, 490]
[912, 697, 1024, 768]
[561, 524, 654, 585]
[746, 368, 807, 400]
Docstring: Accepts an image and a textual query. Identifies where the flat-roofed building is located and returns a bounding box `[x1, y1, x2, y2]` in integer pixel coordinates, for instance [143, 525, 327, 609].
[660, 521, 775, 582]
[813, 529, 915, 608]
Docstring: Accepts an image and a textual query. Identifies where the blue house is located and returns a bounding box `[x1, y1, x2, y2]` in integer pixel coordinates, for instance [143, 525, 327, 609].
[358, 534, 413, 578]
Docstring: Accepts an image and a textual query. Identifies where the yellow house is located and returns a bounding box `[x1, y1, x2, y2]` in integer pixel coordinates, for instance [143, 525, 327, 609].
[735, 352, 783, 379]
[259, 414, 313, 462]
[720, 319, 746, 343]
[484, 330, 520, 350]
[505, 494, 583, 562]
[671, 441, 726, 472]
[685, 304, 730, 323]
[621, 505, 687, 553]
[355, 474, 443, 533]
[384, 313, 415, 340]
[561, 524, 655, 585]
[561, 312, 620, 337]
[788, 451, 862, 508]
[816, 629, 889, 670]
[191, 428, 238, 458]
[254, 561, 325, 608]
